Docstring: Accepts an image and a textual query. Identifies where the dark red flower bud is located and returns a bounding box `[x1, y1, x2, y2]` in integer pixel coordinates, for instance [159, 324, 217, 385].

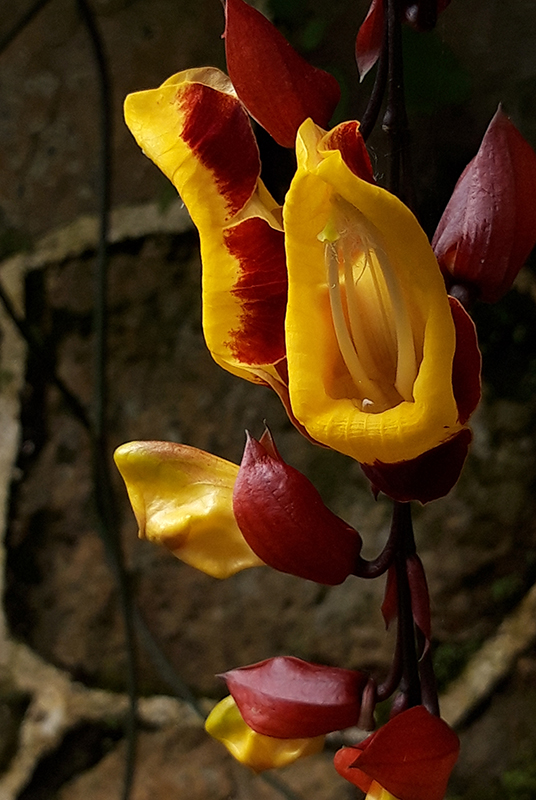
[433, 107, 536, 303]
[233, 432, 362, 585]
[334, 706, 460, 800]
[222, 656, 369, 738]
[225, 0, 340, 148]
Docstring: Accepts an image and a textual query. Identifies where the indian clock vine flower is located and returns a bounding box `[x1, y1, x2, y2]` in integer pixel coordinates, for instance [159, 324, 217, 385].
[114, 431, 362, 585]
[124, 66, 481, 499]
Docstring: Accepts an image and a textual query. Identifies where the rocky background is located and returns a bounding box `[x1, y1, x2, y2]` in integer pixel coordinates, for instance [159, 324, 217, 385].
[1, 1, 536, 799]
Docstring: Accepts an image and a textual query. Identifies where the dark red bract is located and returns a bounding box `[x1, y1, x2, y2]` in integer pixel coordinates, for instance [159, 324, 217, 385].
[222, 656, 369, 738]
[225, 0, 340, 148]
[233, 433, 362, 585]
[433, 107, 536, 303]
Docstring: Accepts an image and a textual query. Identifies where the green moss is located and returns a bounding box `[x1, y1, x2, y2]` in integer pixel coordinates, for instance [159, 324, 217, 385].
[433, 638, 483, 692]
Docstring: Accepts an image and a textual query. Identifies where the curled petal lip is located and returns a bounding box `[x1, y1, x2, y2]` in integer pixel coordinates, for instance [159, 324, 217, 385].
[114, 440, 263, 579]
[205, 695, 324, 772]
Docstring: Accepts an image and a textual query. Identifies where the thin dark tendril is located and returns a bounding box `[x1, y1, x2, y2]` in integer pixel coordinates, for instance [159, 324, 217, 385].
[75, 1, 138, 797]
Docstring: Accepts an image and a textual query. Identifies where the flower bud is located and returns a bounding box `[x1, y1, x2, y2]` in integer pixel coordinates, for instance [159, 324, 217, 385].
[233, 432, 362, 584]
[222, 656, 369, 738]
[433, 107, 536, 303]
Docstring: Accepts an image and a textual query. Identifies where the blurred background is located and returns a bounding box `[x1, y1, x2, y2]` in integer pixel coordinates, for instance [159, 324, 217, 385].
[1, 1, 536, 798]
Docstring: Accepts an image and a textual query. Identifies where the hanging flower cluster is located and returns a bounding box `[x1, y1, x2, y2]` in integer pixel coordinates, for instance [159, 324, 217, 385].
[116, 0, 536, 798]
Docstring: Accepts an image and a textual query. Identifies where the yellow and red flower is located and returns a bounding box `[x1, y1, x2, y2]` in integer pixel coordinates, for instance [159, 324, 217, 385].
[124, 61, 480, 501]
[334, 706, 460, 800]
[114, 432, 362, 585]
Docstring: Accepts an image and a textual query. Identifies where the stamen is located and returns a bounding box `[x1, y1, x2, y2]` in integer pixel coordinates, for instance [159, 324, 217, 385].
[325, 241, 390, 411]
[319, 197, 418, 410]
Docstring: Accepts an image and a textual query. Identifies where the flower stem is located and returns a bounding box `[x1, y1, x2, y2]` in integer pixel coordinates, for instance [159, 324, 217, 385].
[382, 0, 414, 207]
[393, 501, 422, 708]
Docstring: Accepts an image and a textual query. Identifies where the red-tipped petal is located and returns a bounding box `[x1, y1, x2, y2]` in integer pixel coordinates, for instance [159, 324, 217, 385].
[222, 657, 368, 738]
[361, 427, 472, 504]
[433, 107, 536, 303]
[321, 121, 376, 183]
[233, 434, 362, 585]
[334, 706, 460, 800]
[355, 0, 384, 81]
[225, 0, 340, 148]
[449, 296, 481, 425]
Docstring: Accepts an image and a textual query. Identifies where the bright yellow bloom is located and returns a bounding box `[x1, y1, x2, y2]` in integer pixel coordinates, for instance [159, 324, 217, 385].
[205, 695, 324, 772]
[284, 118, 462, 465]
[114, 441, 263, 579]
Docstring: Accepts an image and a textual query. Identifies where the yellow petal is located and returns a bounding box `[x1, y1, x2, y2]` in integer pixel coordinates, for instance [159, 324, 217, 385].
[205, 696, 324, 772]
[366, 781, 400, 800]
[114, 441, 264, 579]
[124, 69, 287, 389]
[283, 118, 460, 465]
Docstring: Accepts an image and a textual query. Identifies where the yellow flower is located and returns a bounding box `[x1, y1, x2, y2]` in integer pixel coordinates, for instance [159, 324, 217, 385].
[114, 441, 263, 579]
[205, 695, 324, 772]
[283, 118, 462, 465]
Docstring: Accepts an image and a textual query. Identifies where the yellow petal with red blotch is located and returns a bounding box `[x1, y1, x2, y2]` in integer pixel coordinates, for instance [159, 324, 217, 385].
[205, 695, 324, 773]
[114, 441, 264, 579]
[283, 119, 461, 465]
[124, 68, 288, 386]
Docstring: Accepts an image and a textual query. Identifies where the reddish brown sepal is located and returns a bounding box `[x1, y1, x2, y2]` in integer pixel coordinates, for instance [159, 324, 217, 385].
[334, 706, 460, 800]
[407, 554, 431, 643]
[323, 122, 376, 183]
[225, 0, 340, 148]
[449, 296, 481, 425]
[222, 656, 368, 738]
[225, 217, 287, 365]
[361, 428, 473, 504]
[433, 107, 536, 303]
[361, 428, 472, 504]
[381, 565, 397, 630]
[233, 433, 362, 585]
[355, 0, 384, 81]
